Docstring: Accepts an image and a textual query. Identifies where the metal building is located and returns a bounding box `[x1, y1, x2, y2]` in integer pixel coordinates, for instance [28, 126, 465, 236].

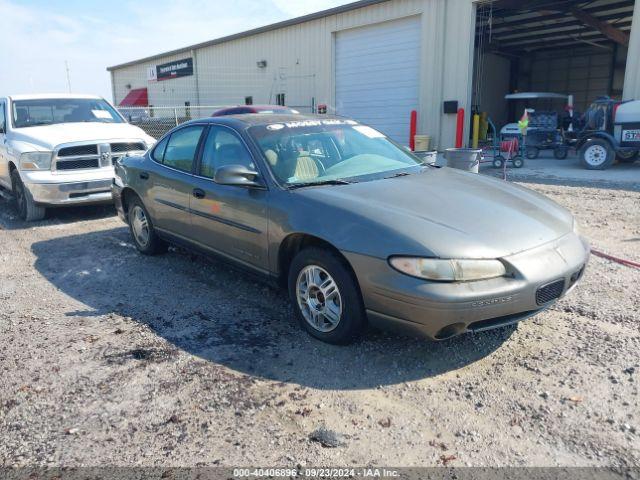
[108, 0, 638, 148]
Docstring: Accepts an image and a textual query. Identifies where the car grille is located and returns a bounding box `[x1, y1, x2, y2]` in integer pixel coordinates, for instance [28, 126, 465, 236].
[56, 159, 100, 170]
[58, 145, 98, 157]
[536, 279, 565, 305]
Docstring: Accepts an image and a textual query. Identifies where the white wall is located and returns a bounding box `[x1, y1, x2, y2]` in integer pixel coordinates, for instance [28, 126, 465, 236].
[111, 0, 477, 149]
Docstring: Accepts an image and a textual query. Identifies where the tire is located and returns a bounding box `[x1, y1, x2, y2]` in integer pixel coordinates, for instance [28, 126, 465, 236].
[492, 156, 505, 169]
[10, 170, 46, 221]
[512, 157, 524, 169]
[127, 195, 167, 255]
[580, 139, 615, 170]
[288, 247, 366, 345]
[554, 147, 568, 160]
[616, 150, 639, 164]
[525, 146, 539, 159]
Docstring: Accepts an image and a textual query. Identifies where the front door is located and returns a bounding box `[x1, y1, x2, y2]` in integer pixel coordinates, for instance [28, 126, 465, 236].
[0, 101, 9, 188]
[189, 125, 269, 273]
[145, 124, 205, 236]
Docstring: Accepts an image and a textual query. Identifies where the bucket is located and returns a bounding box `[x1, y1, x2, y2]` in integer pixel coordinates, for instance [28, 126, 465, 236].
[445, 148, 482, 173]
[414, 135, 431, 152]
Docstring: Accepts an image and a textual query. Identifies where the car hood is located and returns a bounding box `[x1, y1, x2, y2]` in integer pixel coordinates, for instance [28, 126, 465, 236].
[10, 123, 153, 150]
[294, 167, 574, 259]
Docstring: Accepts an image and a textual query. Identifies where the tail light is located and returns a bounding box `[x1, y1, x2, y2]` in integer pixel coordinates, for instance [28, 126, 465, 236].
[613, 102, 622, 123]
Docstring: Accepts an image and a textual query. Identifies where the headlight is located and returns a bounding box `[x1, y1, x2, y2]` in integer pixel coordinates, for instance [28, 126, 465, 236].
[389, 257, 507, 282]
[20, 152, 52, 170]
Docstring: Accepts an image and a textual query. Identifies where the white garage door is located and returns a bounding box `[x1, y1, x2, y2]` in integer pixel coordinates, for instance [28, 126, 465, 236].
[335, 16, 421, 144]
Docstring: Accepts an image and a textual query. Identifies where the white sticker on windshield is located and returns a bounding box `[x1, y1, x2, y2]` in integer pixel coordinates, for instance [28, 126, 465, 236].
[353, 125, 385, 138]
[92, 109, 112, 119]
[267, 124, 285, 130]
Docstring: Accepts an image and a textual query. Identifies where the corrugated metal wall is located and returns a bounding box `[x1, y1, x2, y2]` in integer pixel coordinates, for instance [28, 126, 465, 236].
[110, 0, 477, 149]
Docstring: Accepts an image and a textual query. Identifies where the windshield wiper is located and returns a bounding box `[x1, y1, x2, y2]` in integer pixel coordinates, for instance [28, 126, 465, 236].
[384, 172, 412, 179]
[287, 179, 355, 190]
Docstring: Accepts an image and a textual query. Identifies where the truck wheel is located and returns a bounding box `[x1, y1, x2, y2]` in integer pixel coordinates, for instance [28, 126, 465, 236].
[616, 150, 639, 164]
[288, 247, 366, 345]
[127, 196, 167, 255]
[10, 170, 46, 221]
[580, 139, 615, 170]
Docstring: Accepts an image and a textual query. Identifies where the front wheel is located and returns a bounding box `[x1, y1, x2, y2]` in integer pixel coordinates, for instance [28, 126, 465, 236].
[10, 170, 46, 221]
[288, 247, 366, 345]
[580, 139, 615, 170]
[127, 196, 167, 255]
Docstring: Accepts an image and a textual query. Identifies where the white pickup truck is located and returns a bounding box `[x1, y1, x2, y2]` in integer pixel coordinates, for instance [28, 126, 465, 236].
[0, 94, 155, 220]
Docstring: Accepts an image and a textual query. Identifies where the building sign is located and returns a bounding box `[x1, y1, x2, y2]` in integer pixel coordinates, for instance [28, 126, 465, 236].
[147, 66, 157, 82]
[156, 58, 193, 81]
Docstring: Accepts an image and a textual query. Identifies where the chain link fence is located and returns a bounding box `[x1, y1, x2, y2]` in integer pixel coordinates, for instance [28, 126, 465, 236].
[118, 106, 225, 139]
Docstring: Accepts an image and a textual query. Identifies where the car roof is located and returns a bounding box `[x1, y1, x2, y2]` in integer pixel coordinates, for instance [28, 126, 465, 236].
[8, 93, 103, 101]
[185, 113, 347, 128]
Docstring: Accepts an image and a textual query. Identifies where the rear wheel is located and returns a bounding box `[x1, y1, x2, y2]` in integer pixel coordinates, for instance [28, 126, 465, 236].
[10, 170, 46, 221]
[554, 146, 568, 160]
[492, 156, 505, 169]
[580, 139, 615, 170]
[525, 146, 539, 159]
[127, 196, 167, 255]
[616, 150, 639, 164]
[288, 247, 366, 345]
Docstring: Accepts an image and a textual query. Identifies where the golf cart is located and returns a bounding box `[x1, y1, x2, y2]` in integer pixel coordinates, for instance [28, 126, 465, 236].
[576, 96, 640, 170]
[502, 92, 573, 160]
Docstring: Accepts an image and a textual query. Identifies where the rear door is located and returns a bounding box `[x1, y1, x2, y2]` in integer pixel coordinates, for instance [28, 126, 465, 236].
[189, 125, 269, 272]
[143, 124, 205, 236]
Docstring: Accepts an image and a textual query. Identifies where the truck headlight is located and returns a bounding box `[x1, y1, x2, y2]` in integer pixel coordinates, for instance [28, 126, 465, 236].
[20, 152, 53, 170]
[389, 257, 506, 282]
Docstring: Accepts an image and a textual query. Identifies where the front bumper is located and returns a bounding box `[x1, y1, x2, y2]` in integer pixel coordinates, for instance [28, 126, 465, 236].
[345, 233, 590, 340]
[22, 168, 115, 206]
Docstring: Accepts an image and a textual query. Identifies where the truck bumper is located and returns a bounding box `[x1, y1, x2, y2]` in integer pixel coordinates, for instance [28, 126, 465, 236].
[21, 169, 115, 206]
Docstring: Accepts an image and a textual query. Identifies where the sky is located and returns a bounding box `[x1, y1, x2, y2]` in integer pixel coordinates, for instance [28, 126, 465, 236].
[1, 0, 354, 100]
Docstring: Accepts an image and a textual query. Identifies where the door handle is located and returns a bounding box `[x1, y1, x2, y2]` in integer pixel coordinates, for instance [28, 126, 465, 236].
[192, 188, 206, 199]
[139, 171, 149, 180]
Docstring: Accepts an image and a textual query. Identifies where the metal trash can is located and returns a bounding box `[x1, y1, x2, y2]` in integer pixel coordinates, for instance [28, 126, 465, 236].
[445, 148, 482, 173]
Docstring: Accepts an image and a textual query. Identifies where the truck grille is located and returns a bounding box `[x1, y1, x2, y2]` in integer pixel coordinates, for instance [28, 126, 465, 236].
[58, 145, 98, 157]
[54, 141, 146, 171]
[536, 279, 565, 305]
[111, 142, 146, 153]
[56, 159, 100, 170]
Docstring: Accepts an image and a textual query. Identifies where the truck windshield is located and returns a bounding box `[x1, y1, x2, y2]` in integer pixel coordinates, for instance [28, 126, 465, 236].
[12, 98, 124, 128]
[249, 120, 425, 186]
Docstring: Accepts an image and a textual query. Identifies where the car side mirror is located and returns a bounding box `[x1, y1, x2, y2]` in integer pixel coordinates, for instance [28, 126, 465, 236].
[214, 164, 263, 188]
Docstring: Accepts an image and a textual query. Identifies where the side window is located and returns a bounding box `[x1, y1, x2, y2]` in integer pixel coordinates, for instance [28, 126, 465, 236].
[200, 127, 255, 179]
[161, 125, 204, 172]
[152, 136, 169, 162]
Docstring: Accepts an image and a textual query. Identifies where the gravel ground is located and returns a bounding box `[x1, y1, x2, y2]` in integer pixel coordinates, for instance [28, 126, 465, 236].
[0, 179, 638, 468]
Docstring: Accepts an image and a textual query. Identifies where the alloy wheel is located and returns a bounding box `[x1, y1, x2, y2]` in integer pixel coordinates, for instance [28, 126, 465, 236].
[131, 205, 150, 248]
[296, 265, 342, 332]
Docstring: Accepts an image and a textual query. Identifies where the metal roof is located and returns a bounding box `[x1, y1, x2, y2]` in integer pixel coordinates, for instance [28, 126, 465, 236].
[477, 0, 635, 54]
[107, 0, 391, 71]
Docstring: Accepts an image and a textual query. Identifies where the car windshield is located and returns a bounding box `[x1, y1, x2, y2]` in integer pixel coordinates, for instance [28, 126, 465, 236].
[12, 98, 124, 128]
[249, 120, 425, 186]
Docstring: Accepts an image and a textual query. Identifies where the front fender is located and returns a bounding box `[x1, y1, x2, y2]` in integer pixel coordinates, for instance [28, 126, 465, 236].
[577, 132, 617, 150]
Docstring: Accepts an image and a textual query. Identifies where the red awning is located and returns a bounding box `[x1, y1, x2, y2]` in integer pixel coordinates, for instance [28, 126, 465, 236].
[119, 88, 148, 107]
